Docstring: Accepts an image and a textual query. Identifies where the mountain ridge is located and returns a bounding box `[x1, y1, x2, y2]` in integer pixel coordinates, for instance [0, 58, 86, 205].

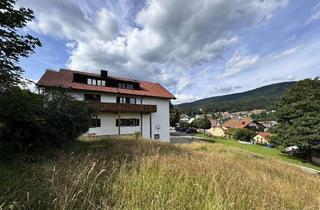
[176, 81, 296, 113]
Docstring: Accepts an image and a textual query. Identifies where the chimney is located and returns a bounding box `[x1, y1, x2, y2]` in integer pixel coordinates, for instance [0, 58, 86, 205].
[101, 70, 108, 78]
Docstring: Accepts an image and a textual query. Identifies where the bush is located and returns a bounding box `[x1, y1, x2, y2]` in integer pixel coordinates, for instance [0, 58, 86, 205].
[0, 87, 94, 154]
[193, 117, 211, 131]
[179, 121, 190, 129]
[232, 128, 252, 142]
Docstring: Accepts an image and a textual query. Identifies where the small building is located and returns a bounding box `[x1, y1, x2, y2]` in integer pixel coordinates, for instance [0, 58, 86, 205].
[180, 114, 190, 122]
[253, 132, 271, 144]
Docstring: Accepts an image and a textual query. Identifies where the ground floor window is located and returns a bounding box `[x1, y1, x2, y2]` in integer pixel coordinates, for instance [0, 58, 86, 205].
[90, 119, 101, 127]
[116, 118, 139, 127]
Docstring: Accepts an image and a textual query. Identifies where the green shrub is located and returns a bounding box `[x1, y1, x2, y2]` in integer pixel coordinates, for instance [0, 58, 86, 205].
[232, 128, 252, 142]
[0, 87, 94, 154]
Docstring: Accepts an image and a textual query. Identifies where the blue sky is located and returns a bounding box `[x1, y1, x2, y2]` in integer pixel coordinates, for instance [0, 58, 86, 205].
[18, 0, 320, 104]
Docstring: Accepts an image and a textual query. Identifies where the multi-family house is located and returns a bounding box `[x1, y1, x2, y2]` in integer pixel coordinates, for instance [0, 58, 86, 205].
[37, 69, 175, 142]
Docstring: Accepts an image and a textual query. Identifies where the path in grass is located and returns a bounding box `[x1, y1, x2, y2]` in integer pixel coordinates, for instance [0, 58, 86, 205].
[194, 133, 320, 172]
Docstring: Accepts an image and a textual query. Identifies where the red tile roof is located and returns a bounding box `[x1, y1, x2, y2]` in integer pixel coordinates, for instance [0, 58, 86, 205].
[222, 118, 253, 129]
[257, 132, 271, 139]
[37, 69, 176, 99]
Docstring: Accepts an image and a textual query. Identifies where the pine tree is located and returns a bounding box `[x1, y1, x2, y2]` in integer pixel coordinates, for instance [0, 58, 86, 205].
[271, 78, 320, 162]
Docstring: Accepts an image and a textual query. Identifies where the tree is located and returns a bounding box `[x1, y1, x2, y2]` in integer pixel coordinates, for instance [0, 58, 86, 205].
[179, 121, 190, 129]
[193, 115, 211, 132]
[0, 87, 94, 154]
[0, 0, 41, 90]
[169, 101, 180, 127]
[232, 128, 251, 142]
[271, 78, 320, 162]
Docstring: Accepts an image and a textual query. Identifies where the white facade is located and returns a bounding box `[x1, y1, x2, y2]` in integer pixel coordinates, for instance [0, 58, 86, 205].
[71, 92, 170, 142]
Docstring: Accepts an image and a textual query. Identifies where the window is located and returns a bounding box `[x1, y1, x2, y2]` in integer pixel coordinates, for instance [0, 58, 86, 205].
[90, 119, 101, 127]
[118, 82, 126, 89]
[154, 134, 160, 140]
[116, 119, 139, 127]
[87, 78, 106, 86]
[116, 97, 136, 104]
[84, 94, 101, 102]
[118, 82, 134, 89]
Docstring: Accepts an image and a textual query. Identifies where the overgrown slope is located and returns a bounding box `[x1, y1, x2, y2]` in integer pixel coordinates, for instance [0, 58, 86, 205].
[177, 81, 295, 112]
[1, 137, 319, 209]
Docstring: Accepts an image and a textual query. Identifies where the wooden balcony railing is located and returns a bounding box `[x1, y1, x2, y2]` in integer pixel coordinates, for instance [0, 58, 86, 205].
[88, 102, 157, 113]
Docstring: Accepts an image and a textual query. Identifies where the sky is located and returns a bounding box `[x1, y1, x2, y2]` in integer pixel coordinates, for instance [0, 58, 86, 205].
[18, 0, 320, 104]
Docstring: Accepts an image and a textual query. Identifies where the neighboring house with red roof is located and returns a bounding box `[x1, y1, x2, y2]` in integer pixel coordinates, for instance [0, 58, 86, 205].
[222, 118, 265, 131]
[37, 69, 175, 142]
[221, 118, 265, 137]
[253, 132, 271, 144]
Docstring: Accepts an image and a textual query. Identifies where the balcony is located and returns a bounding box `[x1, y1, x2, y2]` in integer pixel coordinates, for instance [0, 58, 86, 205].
[88, 102, 157, 113]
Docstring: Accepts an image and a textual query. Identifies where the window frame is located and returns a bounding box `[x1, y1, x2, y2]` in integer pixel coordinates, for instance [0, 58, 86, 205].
[116, 118, 140, 127]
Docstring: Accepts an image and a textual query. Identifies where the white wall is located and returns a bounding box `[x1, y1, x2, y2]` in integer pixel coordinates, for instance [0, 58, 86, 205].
[143, 98, 170, 142]
[89, 113, 142, 136]
[71, 91, 170, 142]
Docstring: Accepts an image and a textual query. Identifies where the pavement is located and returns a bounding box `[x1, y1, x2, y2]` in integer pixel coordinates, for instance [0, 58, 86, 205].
[170, 131, 211, 144]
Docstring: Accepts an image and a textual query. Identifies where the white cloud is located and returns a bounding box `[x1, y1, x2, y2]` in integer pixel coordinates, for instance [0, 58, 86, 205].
[221, 46, 301, 78]
[172, 93, 200, 104]
[19, 0, 291, 103]
[223, 52, 260, 77]
[306, 2, 320, 24]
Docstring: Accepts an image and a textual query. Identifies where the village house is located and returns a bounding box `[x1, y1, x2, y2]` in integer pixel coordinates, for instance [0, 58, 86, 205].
[208, 118, 264, 137]
[179, 114, 191, 122]
[37, 69, 175, 142]
[253, 132, 271, 144]
[222, 118, 265, 132]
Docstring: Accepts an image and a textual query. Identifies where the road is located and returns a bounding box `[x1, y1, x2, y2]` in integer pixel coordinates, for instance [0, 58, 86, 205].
[170, 131, 211, 144]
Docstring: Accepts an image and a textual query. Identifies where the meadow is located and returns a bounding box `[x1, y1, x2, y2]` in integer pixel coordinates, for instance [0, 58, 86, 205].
[1, 137, 320, 210]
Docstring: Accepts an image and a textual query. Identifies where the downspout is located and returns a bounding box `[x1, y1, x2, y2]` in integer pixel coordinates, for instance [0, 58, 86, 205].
[117, 87, 121, 135]
[140, 96, 144, 138]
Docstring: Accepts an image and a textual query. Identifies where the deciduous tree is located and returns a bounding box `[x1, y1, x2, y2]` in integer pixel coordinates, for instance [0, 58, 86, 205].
[0, 0, 41, 90]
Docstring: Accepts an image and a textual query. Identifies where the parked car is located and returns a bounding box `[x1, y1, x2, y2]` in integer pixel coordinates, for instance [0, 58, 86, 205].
[179, 128, 187, 132]
[284, 146, 300, 155]
[186, 128, 197, 133]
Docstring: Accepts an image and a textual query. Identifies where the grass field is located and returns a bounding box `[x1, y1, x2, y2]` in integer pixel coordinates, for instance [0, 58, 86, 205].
[1, 137, 320, 209]
[195, 133, 320, 171]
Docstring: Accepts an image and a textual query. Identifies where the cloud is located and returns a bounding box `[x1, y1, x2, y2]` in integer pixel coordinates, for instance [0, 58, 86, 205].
[19, 0, 288, 94]
[221, 46, 301, 78]
[306, 2, 320, 24]
[173, 93, 200, 105]
[211, 85, 242, 94]
[223, 52, 260, 77]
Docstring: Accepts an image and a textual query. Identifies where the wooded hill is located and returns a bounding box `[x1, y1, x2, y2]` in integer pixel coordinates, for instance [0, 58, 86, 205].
[177, 81, 296, 113]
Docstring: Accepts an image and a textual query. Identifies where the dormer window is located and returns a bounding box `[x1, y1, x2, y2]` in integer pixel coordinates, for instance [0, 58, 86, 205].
[87, 78, 106, 86]
[118, 82, 134, 90]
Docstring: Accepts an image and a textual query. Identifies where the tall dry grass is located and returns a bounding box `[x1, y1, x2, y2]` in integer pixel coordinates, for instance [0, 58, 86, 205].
[0, 137, 320, 209]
